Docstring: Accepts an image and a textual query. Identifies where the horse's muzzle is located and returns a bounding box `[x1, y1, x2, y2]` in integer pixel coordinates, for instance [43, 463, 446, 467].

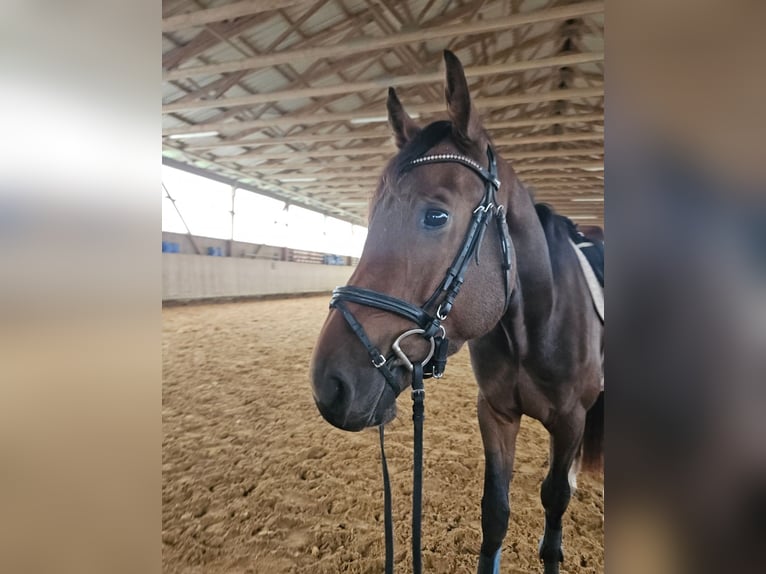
[313, 374, 363, 431]
[312, 368, 398, 432]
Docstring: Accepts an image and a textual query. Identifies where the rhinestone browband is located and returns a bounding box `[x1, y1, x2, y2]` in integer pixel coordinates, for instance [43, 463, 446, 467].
[408, 153, 501, 189]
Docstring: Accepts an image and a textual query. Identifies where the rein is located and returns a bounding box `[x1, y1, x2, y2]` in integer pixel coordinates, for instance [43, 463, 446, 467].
[329, 144, 512, 574]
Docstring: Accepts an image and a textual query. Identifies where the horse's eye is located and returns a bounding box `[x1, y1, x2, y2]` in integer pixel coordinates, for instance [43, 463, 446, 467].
[424, 209, 449, 228]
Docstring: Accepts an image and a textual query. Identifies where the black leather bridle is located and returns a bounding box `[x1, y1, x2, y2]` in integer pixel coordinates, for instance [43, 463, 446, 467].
[329, 144, 513, 574]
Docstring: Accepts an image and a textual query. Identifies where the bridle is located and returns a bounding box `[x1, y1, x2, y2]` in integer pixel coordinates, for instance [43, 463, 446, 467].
[328, 143, 513, 574]
[332, 144, 512, 388]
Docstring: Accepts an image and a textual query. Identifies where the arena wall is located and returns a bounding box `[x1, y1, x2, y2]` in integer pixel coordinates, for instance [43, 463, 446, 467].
[162, 254, 355, 302]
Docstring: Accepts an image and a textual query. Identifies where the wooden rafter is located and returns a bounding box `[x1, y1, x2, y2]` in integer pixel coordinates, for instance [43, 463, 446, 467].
[186, 129, 602, 151]
[163, 15, 262, 70]
[163, 51, 603, 113]
[164, 1, 604, 80]
[218, 145, 602, 162]
[163, 0, 308, 33]
[201, 158, 605, 173]
[163, 87, 602, 134]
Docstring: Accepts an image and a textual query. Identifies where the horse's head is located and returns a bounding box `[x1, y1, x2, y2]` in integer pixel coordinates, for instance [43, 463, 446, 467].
[311, 51, 515, 431]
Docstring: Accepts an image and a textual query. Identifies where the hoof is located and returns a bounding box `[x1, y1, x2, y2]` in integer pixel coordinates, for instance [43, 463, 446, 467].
[538, 532, 564, 563]
[477, 548, 501, 574]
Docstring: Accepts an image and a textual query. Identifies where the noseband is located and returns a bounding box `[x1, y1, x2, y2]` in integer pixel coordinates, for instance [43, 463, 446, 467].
[327, 144, 513, 574]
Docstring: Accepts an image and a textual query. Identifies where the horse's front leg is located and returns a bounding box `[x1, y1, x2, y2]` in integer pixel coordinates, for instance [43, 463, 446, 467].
[477, 394, 520, 574]
[538, 407, 586, 574]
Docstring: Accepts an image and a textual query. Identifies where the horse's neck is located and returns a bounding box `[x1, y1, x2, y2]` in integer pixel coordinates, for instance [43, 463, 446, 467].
[504, 178, 555, 331]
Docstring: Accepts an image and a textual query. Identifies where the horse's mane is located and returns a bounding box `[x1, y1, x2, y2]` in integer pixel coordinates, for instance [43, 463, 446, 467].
[535, 203, 579, 239]
[534, 203, 581, 275]
[391, 120, 453, 176]
[535, 203, 605, 288]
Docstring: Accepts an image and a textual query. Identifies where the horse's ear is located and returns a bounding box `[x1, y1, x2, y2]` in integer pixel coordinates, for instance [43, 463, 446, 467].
[387, 87, 420, 149]
[443, 50, 482, 143]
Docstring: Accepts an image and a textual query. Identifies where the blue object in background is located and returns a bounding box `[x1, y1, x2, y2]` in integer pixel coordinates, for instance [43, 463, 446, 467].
[323, 254, 345, 265]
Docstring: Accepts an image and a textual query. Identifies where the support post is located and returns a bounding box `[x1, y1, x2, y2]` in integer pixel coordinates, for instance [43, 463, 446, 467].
[229, 186, 236, 257]
[162, 182, 202, 255]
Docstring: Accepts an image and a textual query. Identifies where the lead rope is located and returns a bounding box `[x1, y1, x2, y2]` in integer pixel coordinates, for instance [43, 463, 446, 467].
[379, 362, 426, 574]
[379, 426, 394, 574]
[411, 363, 425, 574]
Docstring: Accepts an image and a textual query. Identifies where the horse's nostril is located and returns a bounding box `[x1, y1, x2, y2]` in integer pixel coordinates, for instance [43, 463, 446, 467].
[331, 375, 347, 408]
[314, 374, 352, 427]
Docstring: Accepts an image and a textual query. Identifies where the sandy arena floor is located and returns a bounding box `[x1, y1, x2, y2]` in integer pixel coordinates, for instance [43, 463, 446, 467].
[162, 296, 603, 573]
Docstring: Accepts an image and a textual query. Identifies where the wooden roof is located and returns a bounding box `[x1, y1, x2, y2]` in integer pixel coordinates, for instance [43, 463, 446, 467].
[162, 0, 604, 227]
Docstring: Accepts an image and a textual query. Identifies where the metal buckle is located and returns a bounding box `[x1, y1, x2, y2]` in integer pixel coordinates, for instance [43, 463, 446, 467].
[473, 202, 494, 214]
[436, 304, 448, 321]
[371, 354, 387, 368]
[391, 329, 436, 373]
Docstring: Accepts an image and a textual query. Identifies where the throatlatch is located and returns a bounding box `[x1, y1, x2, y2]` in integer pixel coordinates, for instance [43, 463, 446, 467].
[329, 144, 512, 574]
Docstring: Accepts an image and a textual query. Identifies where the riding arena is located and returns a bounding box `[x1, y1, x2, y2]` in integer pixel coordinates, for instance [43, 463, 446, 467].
[162, 2, 604, 572]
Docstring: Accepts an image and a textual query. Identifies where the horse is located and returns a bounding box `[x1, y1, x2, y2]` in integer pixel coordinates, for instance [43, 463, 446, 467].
[310, 50, 604, 574]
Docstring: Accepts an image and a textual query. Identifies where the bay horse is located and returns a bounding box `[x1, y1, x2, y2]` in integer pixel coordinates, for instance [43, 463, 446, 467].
[310, 50, 603, 574]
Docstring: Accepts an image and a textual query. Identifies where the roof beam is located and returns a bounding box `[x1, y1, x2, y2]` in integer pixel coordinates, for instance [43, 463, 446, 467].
[163, 86, 603, 133]
[221, 146, 602, 162]
[499, 133, 603, 146]
[187, 130, 602, 151]
[187, 131, 390, 150]
[163, 16, 261, 70]
[264, 171, 603, 183]
[517, 162, 603, 172]
[488, 112, 603, 130]
[532, 184, 604, 191]
[214, 159, 604, 173]
[163, 1, 604, 80]
[170, 70, 250, 105]
[305, 194, 372, 200]
[524, 174, 603, 182]
[293, 190, 603, 202]
[182, 114, 604, 148]
[163, 0, 307, 33]
[163, 51, 603, 112]
[531, 192, 605, 198]
[268, 180, 604, 194]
